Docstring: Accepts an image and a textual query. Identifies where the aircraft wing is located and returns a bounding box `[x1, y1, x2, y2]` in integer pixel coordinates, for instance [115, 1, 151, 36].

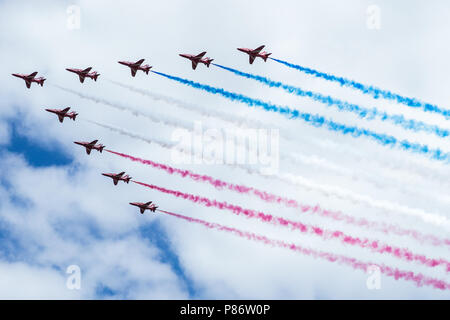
[113, 179, 118, 186]
[195, 52, 207, 59]
[131, 68, 137, 77]
[89, 139, 99, 146]
[79, 75, 85, 83]
[249, 55, 256, 64]
[135, 59, 145, 66]
[61, 107, 71, 113]
[25, 80, 31, 89]
[252, 45, 265, 54]
[82, 67, 92, 73]
[58, 115, 64, 123]
[191, 61, 198, 70]
[28, 71, 38, 78]
[86, 148, 91, 155]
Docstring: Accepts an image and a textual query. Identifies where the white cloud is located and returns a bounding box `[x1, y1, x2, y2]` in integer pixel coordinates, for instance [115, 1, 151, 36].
[0, 0, 449, 299]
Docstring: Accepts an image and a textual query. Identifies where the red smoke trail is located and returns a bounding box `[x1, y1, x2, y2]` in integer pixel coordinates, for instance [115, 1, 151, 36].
[133, 180, 450, 271]
[157, 209, 450, 291]
[105, 149, 450, 248]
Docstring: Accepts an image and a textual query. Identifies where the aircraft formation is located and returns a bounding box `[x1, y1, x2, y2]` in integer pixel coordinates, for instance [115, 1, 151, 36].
[12, 45, 271, 216]
[10, 42, 450, 293]
[11, 45, 271, 88]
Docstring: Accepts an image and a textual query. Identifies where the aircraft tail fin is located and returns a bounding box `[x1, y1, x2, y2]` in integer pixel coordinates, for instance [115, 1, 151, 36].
[93, 74, 100, 81]
[71, 113, 78, 121]
[38, 78, 46, 86]
[205, 59, 213, 67]
[262, 52, 272, 62]
[143, 66, 152, 75]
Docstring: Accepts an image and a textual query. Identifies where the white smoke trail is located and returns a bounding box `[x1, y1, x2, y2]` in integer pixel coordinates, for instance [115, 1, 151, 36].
[279, 173, 450, 230]
[53, 84, 449, 230]
[60, 83, 360, 181]
[104, 82, 397, 181]
[53, 84, 194, 130]
[88, 120, 450, 232]
[106, 80, 450, 204]
[106, 79, 264, 129]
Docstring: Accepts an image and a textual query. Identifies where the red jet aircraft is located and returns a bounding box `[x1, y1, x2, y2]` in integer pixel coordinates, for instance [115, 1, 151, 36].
[74, 140, 105, 155]
[66, 67, 100, 83]
[179, 52, 214, 70]
[12, 72, 46, 88]
[129, 201, 159, 214]
[237, 45, 272, 64]
[102, 172, 132, 185]
[118, 59, 152, 77]
[45, 107, 78, 123]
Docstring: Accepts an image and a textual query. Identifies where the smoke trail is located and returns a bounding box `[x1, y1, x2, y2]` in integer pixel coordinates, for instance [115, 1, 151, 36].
[213, 64, 450, 138]
[58, 81, 450, 194]
[108, 79, 450, 198]
[86, 120, 176, 150]
[53, 84, 193, 130]
[106, 79, 264, 129]
[279, 171, 450, 230]
[91, 119, 449, 231]
[67, 80, 431, 195]
[159, 209, 450, 290]
[151, 71, 450, 163]
[134, 180, 450, 271]
[106, 149, 450, 248]
[270, 58, 450, 119]
[66, 85, 293, 174]
[106, 80, 363, 177]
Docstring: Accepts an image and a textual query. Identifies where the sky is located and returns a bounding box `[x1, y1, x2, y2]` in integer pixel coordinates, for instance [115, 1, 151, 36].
[0, 0, 449, 299]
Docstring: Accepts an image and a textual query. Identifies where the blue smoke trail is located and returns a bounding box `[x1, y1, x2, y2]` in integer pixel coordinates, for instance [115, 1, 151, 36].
[270, 58, 450, 119]
[213, 63, 450, 138]
[151, 70, 450, 163]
